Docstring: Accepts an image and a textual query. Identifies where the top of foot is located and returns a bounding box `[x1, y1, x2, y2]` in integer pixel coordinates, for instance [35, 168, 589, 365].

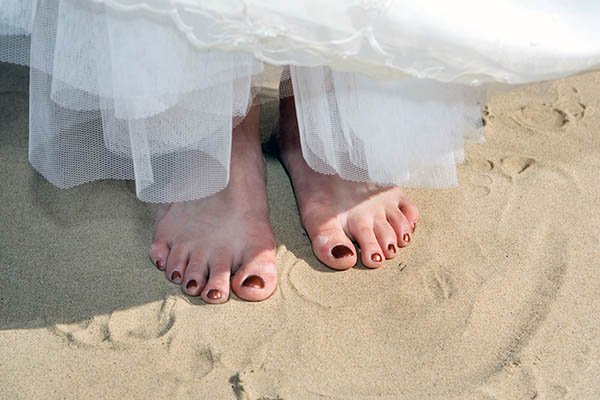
[150, 106, 278, 304]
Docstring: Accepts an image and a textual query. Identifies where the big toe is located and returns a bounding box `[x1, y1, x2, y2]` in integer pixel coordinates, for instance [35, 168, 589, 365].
[231, 246, 278, 302]
[309, 225, 357, 270]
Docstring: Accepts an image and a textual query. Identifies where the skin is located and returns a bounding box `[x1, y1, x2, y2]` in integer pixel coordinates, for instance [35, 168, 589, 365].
[150, 96, 419, 303]
[276, 96, 419, 270]
[150, 106, 278, 304]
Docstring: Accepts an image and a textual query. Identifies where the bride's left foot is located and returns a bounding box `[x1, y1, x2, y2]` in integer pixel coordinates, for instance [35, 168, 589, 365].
[277, 96, 419, 270]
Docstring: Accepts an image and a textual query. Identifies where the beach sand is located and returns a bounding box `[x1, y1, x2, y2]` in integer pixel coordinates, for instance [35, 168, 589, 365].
[1, 61, 599, 399]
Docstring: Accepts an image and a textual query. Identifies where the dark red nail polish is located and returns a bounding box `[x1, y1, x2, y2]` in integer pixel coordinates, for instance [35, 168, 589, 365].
[156, 259, 164, 269]
[403, 233, 411, 243]
[186, 280, 197, 290]
[207, 289, 222, 300]
[388, 244, 396, 253]
[412, 222, 417, 232]
[371, 253, 382, 263]
[242, 275, 265, 289]
[331, 245, 354, 259]
[171, 271, 181, 281]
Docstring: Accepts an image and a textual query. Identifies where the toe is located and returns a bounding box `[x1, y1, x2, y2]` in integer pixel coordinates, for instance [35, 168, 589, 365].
[149, 240, 170, 271]
[231, 245, 277, 302]
[374, 220, 398, 260]
[309, 223, 357, 270]
[387, 209, 413, 247]
[165, 244, 189, 284]
[399, 199, 419, 233]
[181, 253, 209, 296]
[202, 255, 232, 304]
[349, 220, 384, 269]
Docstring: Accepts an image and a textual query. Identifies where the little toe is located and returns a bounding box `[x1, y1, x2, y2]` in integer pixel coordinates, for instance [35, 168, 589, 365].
[309, 226, 357, 270]
[165, 244, 189, 284]
[231, 246, 277, 302]
[374, 220, 398, 259]
[350, 221, 384, 269]
[387, 209, 413, 247]
[202, 256, 232, 304]
[181, 255, 208, 296]
[149, 241, 170, 270]
[399, 199, 419, 232]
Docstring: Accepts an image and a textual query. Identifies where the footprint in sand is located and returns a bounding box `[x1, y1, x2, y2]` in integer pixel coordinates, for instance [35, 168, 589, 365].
[469, 172, 494, 197]
[464, 158, 497, 198]
[512, 105, 570, 132]
[51, 297, 177, 348]
[465, 154, 540, 199]
[510, 86, 586, 135]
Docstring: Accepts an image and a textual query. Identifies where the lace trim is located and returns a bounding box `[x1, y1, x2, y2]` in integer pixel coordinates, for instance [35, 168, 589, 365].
[89, 0, 403, 76]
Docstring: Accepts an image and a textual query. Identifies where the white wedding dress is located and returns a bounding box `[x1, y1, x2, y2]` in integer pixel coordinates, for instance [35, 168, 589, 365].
[1, 0, 599, 202]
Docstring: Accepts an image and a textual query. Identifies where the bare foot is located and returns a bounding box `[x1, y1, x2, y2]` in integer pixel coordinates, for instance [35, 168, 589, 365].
[149, 106, 277, 303]
[277, 96, 419, 270]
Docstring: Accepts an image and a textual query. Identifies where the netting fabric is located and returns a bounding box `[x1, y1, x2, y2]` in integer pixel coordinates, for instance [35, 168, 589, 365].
[5, 0, 269, 202]
[0, 0, 33, 66]
[290, 67, 484, 187]
[2, 0, 596, 202]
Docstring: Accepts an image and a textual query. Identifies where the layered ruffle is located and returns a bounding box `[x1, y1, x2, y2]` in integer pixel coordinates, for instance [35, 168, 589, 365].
[2, 0, 597, 202]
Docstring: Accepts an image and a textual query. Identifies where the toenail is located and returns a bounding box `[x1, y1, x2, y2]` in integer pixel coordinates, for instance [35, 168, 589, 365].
[186, 280, 197, 290]
[403, 233, 411, 243]
[207, 289, 222, 300]
[331, 245, 354, 259]
[388, 244, 396, 253]
[242, 275, 265, 289]
[371, 253, 382, 263]
[156, 259, 164, 269]
[171, 271, 181, 281]
[412, 222, 417, 232]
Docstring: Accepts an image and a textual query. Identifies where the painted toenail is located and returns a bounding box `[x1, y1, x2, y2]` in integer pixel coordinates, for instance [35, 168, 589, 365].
[403, 233, 411, 243]
[371, 253, 382, 263]
[242, 275, 265, 289]
[155, 259, 164, 269]
[412, 222, 417, 232]
[207, 289, 222, 300]
[388, 244, 396, 253]
[331, 245, 354, 258]
[186, 280, 197, 290]
[171, 271, 181, 281]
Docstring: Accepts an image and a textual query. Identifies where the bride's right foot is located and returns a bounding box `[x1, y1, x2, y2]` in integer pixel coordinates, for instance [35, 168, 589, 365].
[149, 106, 277, 304]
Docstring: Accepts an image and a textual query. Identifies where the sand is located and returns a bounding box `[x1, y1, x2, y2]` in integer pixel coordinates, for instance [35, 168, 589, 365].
[1, 61, 599, 399]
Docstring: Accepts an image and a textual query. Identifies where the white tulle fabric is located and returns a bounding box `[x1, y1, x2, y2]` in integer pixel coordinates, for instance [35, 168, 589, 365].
[290, 67, 484, 186]
[68, 0, 600, 85]
[1, 0, 599, 202]
[3, 0, 267, 202]
[0, 0, 33, 65]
